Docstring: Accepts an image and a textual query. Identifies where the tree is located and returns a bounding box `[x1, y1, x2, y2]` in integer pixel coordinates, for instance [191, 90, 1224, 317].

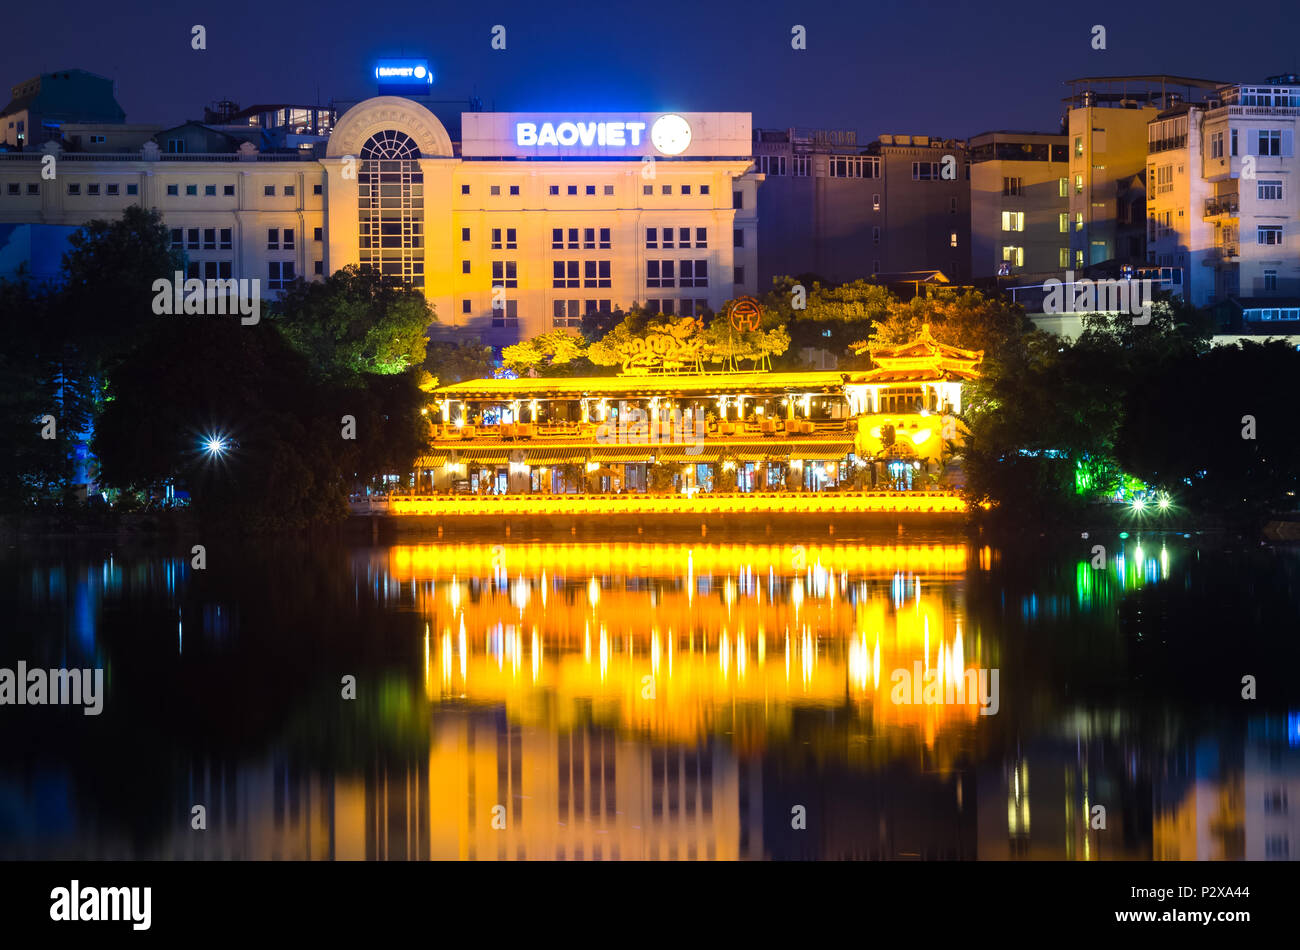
[588, 312, 707, 373]
[501, 330, 590, 376]
[93, 319, 351, 530]
[272, 265, 434, 381]
[59, 205, 185, 371]
[867, 288, 1030, 358]
[424, 341, 495, 385]
[763, 277, 894, 368]
[647, 461, 678, 494]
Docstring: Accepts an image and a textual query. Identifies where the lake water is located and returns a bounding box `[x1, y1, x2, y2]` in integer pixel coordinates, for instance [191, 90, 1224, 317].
[2, 527, 1298, 860]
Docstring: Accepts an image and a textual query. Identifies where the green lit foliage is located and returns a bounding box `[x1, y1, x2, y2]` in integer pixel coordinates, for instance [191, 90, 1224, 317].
[272, 265, 434, 380]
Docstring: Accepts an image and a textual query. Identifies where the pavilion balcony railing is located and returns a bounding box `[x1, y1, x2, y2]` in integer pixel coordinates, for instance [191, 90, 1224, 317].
[431, 418, 860, 442]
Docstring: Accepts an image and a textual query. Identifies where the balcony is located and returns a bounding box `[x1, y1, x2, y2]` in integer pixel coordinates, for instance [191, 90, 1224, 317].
[1204, 195, 1239, 218]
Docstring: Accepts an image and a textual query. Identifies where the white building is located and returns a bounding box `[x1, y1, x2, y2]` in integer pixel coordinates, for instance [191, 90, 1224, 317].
[0, 97, 760, 344]
[1146, 75, 1300, 311]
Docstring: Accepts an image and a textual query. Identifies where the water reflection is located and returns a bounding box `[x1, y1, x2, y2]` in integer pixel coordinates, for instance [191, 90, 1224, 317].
[0, 535, 1297, 860]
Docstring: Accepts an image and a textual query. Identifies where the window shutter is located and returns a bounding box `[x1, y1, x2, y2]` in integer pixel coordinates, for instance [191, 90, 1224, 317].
[1283, 129, 1295, 157]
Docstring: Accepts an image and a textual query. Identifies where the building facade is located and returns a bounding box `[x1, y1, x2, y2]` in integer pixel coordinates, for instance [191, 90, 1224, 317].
[0, 97, 760, 344]
[968, 131, 1068, 278]
[1146, 76, 1300, 309]
[752, 129, 969, 288]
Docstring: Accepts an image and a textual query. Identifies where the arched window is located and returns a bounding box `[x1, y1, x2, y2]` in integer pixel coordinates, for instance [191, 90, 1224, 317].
[357, 130, 424, 287]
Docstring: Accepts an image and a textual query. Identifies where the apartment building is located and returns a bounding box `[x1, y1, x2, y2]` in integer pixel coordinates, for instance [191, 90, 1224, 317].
[1146, 74, 1300, 309]
[752, 128, 969, 287]
[968, 131, 1069, 277]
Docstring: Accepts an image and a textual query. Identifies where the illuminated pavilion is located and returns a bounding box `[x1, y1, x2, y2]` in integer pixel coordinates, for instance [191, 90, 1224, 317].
[413, 325, 982, 504]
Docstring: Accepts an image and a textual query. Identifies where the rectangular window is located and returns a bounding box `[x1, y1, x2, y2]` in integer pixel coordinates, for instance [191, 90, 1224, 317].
[552, 260, 580, 288]
[203, 228, 216, 250]
[5, 183, 17, 196]
[187, 228, 200, 250]
[462, 227, 471, 241]
[1231, 129, 1238, 156]
[492, 260, 518, 288]
[646, 260, 676, 288]
[734, 229, 744, 248]
[680, 260, 697, 287]
[734, 265, 745, 285]
[169, 228, 183, 249]
[264, 185, 275, 197]
[313, 184, 323, 195]
[550, 185, 560, 195]
[283, 228, 294, 250]
[567, 185, 577, 196]
[603, 185, 613, 196]
[681, 185, 691, 195]
[950, 231, 958, 248]
[223, 184, 235, 196]
[284, 185, 294, 197]
[462, 260, 471, 274]
[314, 261, 323, 275]
[509, 185, 519, 196]
[661, 184, 671, 195]
[219, 228, 232, 250]
[1001, 246, 1024, 267]
[461, 184, 470, 195]
[872, 226, 880, 245]
[1074, 135, 1083, 156]
[1258, 226, 1283, 245]
[107, 183, 120, 196]
[1002, 177, 1022, 196]
[490, 185, 501, 196]
[1058, 177, 1068, 197]
[267, 261, 295, 290]
[1075, 212, 1084, 231]
[583, 227, 595, 249]
[553, 298, 582, 328]
[645, 227, 657, 249]
[1256, 130, 1282, 156]
[1210, 131, 1224, 159]
[1263, 269, 1278, 291]
[873, 193, 881, 211]
[695, 227, 707, 248]
[1259, 180, 1283, 200]
[949, 196, 958, 213]
[643, 184, 652, 195]
[126, 184, 137, 195]
[492, 299, 518, 328]
[598, 227, 610, 249]
[733, 191, 743, 209]
[166, 184, 179, 196]
[1059, 248, 1070, 267]
[462, 299, 472, 314]
[586, 185, 596, 195]
[583, 260, 611, 288]
[912, 162, 939, 181]
[1074, 174, 1083, 194]
[1001, 211, 1025, 232]
[701, 184, 711, 194]
[313, 227, 323, 241]
[1059, 212, 1069, 233]
[267, 228, 279, 250]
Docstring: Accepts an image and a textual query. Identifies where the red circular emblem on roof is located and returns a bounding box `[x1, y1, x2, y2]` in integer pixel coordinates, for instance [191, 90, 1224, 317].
[727, 297, 762, 332]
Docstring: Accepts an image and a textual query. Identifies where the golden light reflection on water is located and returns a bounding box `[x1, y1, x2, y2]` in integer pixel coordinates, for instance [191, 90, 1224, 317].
[387, 543, 991, 753]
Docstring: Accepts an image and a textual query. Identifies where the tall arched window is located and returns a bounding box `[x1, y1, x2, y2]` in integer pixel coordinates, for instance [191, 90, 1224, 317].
[357, 130, 424, 287]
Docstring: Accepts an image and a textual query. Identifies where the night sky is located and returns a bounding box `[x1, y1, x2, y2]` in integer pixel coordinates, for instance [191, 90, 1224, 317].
[11, 0, 1299, 139]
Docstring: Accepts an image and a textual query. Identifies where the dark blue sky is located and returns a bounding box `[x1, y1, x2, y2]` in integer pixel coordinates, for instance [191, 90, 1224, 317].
[12, 0, 1299, 139]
